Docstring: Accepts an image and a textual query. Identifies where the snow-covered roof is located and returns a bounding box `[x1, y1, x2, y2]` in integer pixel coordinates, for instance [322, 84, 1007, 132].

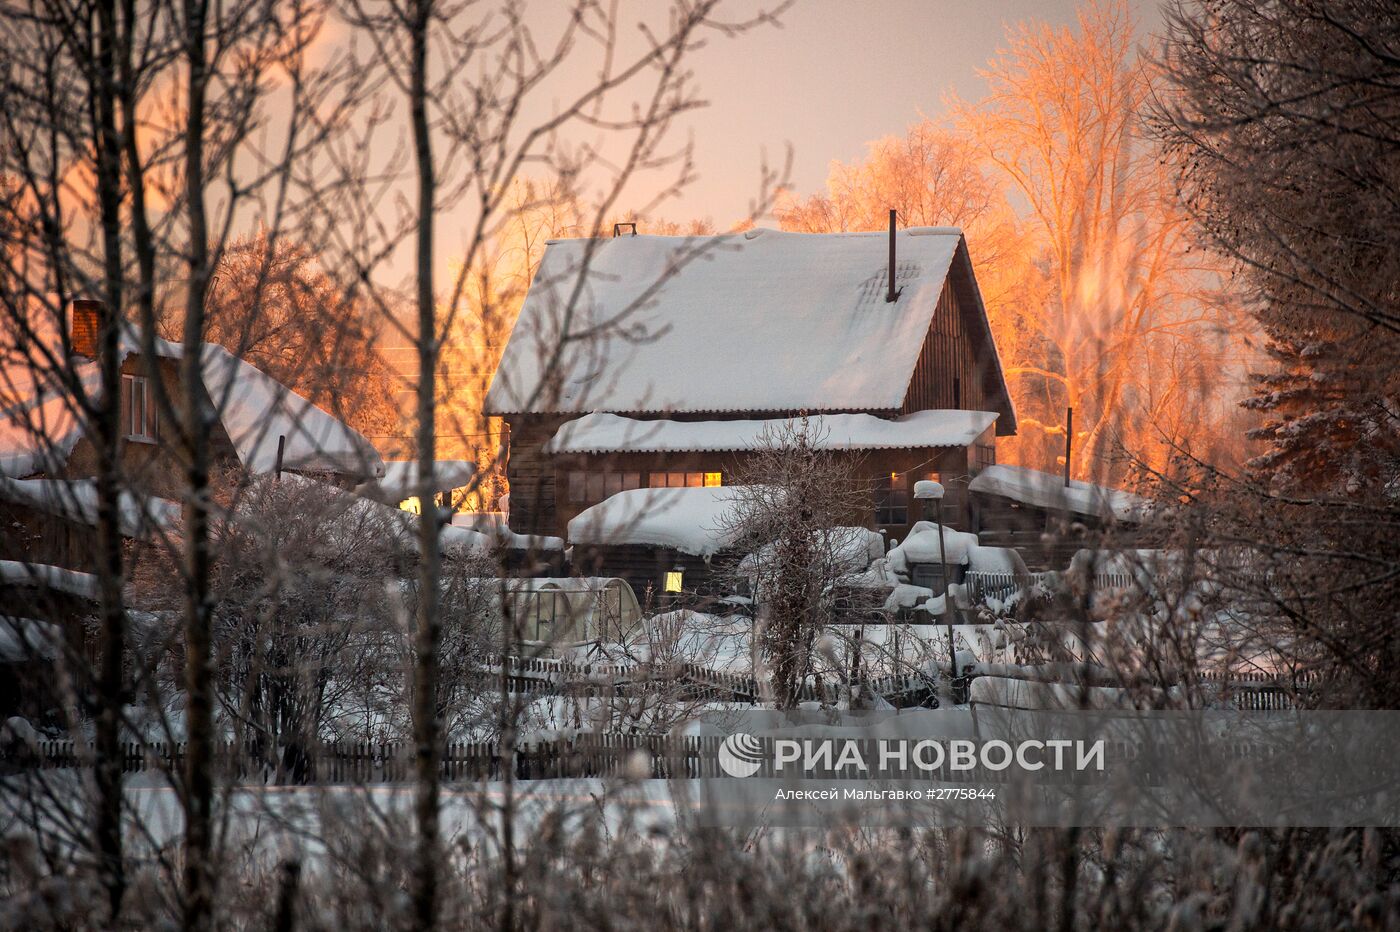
[1, 328, 383, 479]
[449, 512, 565, 551]
[486, 227, 1012, 418]
[0, 560, 101, 601]
[968, 464, 1150, 522]
[886, 521, 982, 571]
[0, 354, 104, 477]
[545, 410, 997, 455]
[0, 617, 60, 662]
[359, 459, 476, 503]
[198, 343, 382, 478]
[885, 521, 1028, 578]
[0, 476, 180, 538]
[567, 485, 757, 556]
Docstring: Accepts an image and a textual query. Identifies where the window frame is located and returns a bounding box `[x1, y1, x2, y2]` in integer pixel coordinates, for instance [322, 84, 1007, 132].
[872, 472, 909, 527]
[566, 469, 642, 506]
[121, 373, 157, 443]
[648, 471, 722, 489]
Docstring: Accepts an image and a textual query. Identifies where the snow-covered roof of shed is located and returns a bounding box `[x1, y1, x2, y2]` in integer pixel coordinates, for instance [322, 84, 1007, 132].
[0, 617, 60, 662]
[485, 227, 967, 415]
[358, 459, 476, 504]
[567, 485, 757, 556]
[968, 464, 1150, 522]
[546, 409, 996, 454]
[0, 560, 101, 601]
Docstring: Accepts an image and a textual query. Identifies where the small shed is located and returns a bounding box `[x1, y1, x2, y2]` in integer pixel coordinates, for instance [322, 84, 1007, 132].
[566, 485, 752, 602]
[968, 465, 1152, 570]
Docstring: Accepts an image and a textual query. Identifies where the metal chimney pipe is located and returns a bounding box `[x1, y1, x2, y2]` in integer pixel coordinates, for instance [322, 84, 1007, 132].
[886, 209, 898, 303]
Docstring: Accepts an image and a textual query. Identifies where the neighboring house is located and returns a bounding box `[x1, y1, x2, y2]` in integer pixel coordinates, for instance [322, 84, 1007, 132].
[0, 300, 385, 658]
[968, 464, 1152, 571]
[484, 224, 1017, 558]
[1, 300, 384, 500]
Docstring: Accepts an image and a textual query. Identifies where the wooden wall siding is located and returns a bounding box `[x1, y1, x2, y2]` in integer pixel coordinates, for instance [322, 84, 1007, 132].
[502, 414, 571, 535]
[529, 442, 980, 537]
[571, 544, 729, 608]
[0, 503, 98, 573]
[899, 244, 1014, 436]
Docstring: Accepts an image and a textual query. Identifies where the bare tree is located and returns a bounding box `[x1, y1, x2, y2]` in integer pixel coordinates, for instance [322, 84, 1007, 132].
[714, 419, 866, 708]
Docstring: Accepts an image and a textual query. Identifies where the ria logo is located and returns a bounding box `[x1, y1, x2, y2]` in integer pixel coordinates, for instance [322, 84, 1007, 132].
[718, 733, 765, 778]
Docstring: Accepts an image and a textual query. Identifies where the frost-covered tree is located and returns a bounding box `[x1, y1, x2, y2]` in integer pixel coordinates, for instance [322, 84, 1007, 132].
[186, 232, 402, 438]
[1156, 0, 1400, 494]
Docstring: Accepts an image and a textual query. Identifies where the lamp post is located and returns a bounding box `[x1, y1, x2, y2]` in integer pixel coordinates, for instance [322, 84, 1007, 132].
[914, 480, 958, 703]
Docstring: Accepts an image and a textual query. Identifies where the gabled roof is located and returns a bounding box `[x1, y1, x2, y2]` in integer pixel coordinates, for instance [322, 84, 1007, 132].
[485, 227, 1009, 417]
[1, 326, 383, 479]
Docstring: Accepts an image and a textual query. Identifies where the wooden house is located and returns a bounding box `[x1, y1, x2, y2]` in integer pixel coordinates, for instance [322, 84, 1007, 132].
[0, 300, 384, 672]
[484, 222, 1018, 586]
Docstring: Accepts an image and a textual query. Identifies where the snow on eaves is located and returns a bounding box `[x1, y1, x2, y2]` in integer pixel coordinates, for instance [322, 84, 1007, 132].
[359, 459, 477, 504]
[567, 485, 758, 556]
[0, 476, 180, 538]
[968, 464, 1150, 522]
[546, 410, 997, 455]
[0, 560, 101, 601]
[485, 227, 962, 415]
[198, 343, 383, 479]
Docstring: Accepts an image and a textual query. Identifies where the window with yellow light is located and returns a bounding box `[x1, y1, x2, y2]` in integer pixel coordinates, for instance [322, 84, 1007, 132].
[664, 568, 685, 593]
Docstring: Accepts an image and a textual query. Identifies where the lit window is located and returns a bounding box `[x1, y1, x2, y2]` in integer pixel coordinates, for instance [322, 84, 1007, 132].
[664, 569, 684, 593]
[649, 471, 721, 489]
[873, 473, 909, 526]
[400, 496, 422, 514]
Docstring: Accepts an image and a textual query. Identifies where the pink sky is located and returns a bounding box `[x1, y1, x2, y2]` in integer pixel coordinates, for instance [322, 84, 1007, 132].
[631, 0, 1163, 228]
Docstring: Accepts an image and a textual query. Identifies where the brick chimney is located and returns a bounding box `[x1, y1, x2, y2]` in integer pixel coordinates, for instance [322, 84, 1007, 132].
[69, 299, 103, 359]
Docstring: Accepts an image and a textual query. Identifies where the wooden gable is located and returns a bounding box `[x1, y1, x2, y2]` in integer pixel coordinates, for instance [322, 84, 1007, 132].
[898, 241, 1016, 436]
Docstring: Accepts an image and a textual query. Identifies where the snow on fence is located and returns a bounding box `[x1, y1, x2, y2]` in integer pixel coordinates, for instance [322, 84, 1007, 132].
[1196, 670, 1320, 711]
[963, 570, 1140, 604]
[496, 655, 934, 706]
[5, 735, 732, 782]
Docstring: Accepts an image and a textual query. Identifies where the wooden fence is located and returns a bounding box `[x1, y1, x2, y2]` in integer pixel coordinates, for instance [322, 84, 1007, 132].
[497, 656, 935, 707]
[6, 734, 730, 783]
[963, 571, 1140, 603]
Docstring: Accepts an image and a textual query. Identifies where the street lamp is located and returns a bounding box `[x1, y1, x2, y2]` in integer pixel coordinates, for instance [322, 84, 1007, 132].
[914, 480, 958, 699]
